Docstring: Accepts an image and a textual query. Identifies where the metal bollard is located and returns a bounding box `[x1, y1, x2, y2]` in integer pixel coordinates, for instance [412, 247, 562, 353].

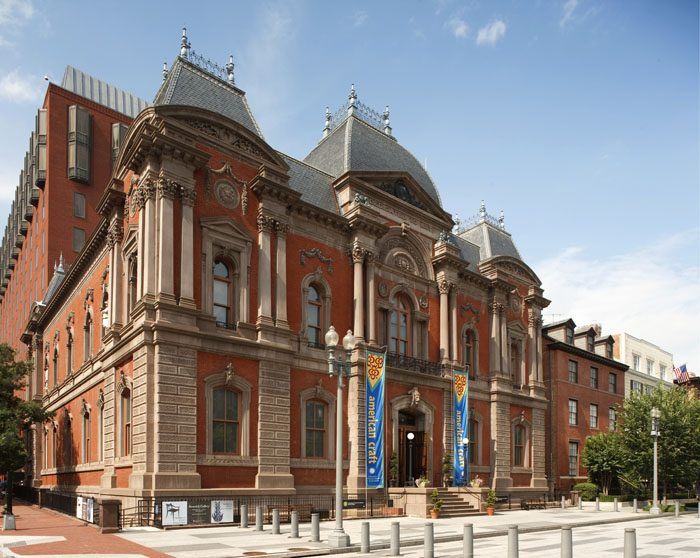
[633, 499, 637, 513]
[424, 523, 434, 558]
[290, 511, 299, 538]
[255, 506, 263, 531]
[272, 509, 280, 534]
[614, 498, 619, 512]
[311, 513, 320, 542]
[595, 497, 600, 511]
[697, 500, 700, 519]
[361, 522, 370, 553]
[675, 501, 680, 517]
[508, 525, 519, 558]
[391, 522, 400, 556]
[624, 528, 636, 558]
[578, 497, 582, 510]
[561, 525, 572, 558]
[561, 495, 566, 509]
[463, 523, 474, 558]
[240, 504, 248, 528]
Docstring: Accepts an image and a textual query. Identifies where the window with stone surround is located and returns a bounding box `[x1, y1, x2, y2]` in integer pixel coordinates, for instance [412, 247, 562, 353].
[117, 373, 132, 458]
[390, 294, 412, 355]
[301, 272, 331, 350]
[83, 311, 92, 361]
[468, 418, 478, 464]
[300, 384, 335, 461]
[43, 426, 49, 470]
[511, 416, 531, 468]
[127, 255, 138, 316]
[204, 371, 251, 457]
[632, 354, 641, 371]
[213, 257, 235, 329]
[66, 332, 74, 376]
[81, 403, 91, 464]
[463, 327, 479, 379]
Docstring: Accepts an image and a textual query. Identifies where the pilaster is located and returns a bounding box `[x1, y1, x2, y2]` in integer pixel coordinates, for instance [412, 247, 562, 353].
[531, 407, 547, 487]
[347, 352, 366, 495]
[491, 400, 512, 490]
[352, 244, 365, 342]
[179, 184, 196, 308]
[274, 222, 289, 329]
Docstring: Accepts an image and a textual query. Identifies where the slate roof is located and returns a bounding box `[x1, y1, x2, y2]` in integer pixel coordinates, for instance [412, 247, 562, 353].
[153, 57, 262, 137]
[279, 153, 338, 214]
[457, 221, 522, 262]
[61, 66, 148, 118]
[303, 116, 442, 207]
[451, 235, 481, 266]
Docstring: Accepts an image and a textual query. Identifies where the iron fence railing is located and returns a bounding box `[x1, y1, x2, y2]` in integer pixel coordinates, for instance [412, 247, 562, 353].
[386, 352, 444, 377]
[39, 490, 100, 525]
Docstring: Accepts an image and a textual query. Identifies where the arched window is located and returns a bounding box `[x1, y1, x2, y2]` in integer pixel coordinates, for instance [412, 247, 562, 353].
[127, 255, 137, 315]
[66, 333, 74, 376]
[53, 346, 59, 386]
[43, 427, 49, 470]
[212, 387, 239, 453]
[390, 294, 411, 355]
[306, 285, 323, 348]
[84, 312, 92, 361]
[120, 388, 132, 457]
[513, 424, 525, 466]
[213, 258, 234, 328]
[305, 400, 327, 458]
[464, 329, 477, 377]
[81, 407, 91, 463]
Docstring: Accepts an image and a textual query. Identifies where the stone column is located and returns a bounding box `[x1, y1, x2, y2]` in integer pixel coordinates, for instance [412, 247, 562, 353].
[179, 186, 196, 308]
[32, 334, 43, 399]
[352, 244, 365, 341]
[528, 309, 537, 386]
[500, 306, 509, 377]
[366, 253, 376, 345]
[438, 279, 450, 363]
[156, 177, 177, 300]
[530, 407, 547, 487]
[450, 289, 458, 363]
[489, 302, 501, 373]
[141, 178, 157, 299]
[535, 318, 543, 383]
[347, 353, 366, 495]
[256, 212, 274, 328]
[274, 223, 289, 329]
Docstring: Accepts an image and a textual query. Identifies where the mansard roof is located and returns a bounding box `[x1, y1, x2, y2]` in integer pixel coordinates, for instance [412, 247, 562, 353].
[279, 153, 338, 214]
[303, 115, 442, 208]
[154, 55, 262, 138]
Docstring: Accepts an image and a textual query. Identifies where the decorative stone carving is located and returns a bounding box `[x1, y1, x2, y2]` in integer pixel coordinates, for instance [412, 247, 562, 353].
[510, 291, 521, 312]
[378, 281, 389, 298]
[380, 237, 427, 278]
[224, 362, 235, 386]
[214, 180, 240, 209]
[419, 295, 428, 309]
[461, 303, 481, 321]
[80, 399, 90, 417]
[354, 193, 369, 206]
[181, 118, 266, 159]
[157, 177, 179, 199]
[106, 220, 123, 249]
[180, 185, 197, 206]
[351, 245, 366, 264]
[377, 178, 425, 210]
[394, 253, 414, 273]
[96, 389, 105, 409]
[437, 278, 452, 295]
[117, 371, 131, 394]
[489, 301, 504, 315]
[409, 386, 421, 406]
[300, 248, 333, 273]
[256, 211, 277, 233]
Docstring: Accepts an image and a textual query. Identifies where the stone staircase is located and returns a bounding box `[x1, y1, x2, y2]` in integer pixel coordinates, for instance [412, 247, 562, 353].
[435, 488, 480, 517]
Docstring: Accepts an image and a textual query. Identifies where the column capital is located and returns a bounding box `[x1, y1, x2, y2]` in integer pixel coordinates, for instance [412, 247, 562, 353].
[351, 244, 366, 264]
[157, 177, 179, 199]
[106, 220, 124, 250]
[180, 185, 197, 206]
[438, 278, 453, 295]
[257, 211, 277, 233]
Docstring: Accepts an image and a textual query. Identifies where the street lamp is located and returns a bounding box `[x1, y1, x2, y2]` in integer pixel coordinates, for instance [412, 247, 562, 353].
[325, 325, 356, 548]
[462, 437, 470, 486]
[650, 407, 661, 515]
[407, 432, 415, 485]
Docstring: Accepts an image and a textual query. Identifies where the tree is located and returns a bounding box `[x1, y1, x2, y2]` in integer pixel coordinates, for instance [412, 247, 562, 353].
[0, 344, 52, 517]
[582, 432, 624, 495]
[618, 385, 700, 498]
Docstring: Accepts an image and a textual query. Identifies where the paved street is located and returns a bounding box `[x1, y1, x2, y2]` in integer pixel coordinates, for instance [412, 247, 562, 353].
[2, 502, 698, 557]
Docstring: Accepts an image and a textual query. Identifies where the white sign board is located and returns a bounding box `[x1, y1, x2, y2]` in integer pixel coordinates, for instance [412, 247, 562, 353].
[161, 500, 188, 526]
[210, 500, 234, 523]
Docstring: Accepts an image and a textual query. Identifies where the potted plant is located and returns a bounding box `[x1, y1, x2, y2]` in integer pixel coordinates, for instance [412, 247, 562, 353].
[470, 475, 484, 488]
[389, 451, 399, 487]
[430, 488, 443, 519]
[485, 489, 497, 516]
[442, 454, 453, 487]
[416, 474, 429, 488]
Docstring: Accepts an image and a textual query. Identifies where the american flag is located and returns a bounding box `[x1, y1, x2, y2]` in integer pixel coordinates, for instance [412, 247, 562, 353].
[673, 363, 690, 383]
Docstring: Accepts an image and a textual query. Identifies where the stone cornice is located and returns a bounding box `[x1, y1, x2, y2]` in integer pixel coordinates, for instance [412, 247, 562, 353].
[249, 164, 300, 206]
[431, 242, 470, 277]
[96, 181, 126, 217]
[479, 256, 542, 287]
[344, 202, 390, 239]
[288, 202, 350, 233]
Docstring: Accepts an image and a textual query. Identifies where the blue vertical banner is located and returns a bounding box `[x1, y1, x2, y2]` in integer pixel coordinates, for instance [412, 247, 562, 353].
[453, 370, 469, 486]
[366, 351, 386, 489]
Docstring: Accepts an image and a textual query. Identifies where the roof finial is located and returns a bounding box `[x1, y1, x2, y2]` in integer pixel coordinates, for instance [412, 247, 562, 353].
[162, 62, 169, 82]
[499, 210, 505, 229]
[348, 83, 357, 116]
[382, 105, 392, 135]
[225, 54, 235, 84]
[323, 106, 332, 137]
[58, 252, 64, 272]
[180, 27, 191, 58]
[479, 200, 486, 221]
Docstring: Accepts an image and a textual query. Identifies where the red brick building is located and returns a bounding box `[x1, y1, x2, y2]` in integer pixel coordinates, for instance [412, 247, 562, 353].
[543, 319, 628, 492]
[2, 33, 552, 512]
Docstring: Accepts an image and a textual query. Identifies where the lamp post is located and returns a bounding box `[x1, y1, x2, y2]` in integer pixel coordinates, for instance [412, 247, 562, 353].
[407, 432, 415, 485]
[462, 437, 470, 486]
[325, 325, 356, 548]
[650, 407, 661, 515]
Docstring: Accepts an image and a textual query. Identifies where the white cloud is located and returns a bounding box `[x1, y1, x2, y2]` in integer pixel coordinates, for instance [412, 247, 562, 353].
[537, 230, 700, 371]
[560, 0, 579, 27]
[476, 20, 506, 46]
[0, 0, 34, 25]
[0, 69, 43, 103]
[446, 15, 468, 39]
[353, 10, 368, 27]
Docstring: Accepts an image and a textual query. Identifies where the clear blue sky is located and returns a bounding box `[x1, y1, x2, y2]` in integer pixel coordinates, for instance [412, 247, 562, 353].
[0, 0, 698, 368]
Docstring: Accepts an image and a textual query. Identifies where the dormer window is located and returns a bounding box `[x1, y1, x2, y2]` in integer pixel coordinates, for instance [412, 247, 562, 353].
[587, 335, 594, 352]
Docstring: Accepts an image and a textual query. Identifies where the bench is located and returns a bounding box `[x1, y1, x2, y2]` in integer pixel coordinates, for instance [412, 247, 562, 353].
[521, 498, 546, 510]
[265, 503, 314, 523]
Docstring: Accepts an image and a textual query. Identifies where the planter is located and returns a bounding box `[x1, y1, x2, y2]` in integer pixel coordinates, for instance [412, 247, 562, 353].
[430, 509, 440, 519]
[486, 506, 495, 516]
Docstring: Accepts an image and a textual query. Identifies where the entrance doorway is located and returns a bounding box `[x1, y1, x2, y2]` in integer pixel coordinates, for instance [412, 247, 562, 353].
[398, 410, 426, 486]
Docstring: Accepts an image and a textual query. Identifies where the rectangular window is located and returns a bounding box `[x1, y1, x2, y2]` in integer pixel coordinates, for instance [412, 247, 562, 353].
[305, 401, 326, 458]
[468, 419, 477, 464]
[659, 364, 666, 381]
[630, 380, 643, 394]
[590, 367, 599, 389]
[609, 372, 617, 393]
[587, 335, 594, 352]
[606, 343, 613, 359]
[82, 413, 91, 463]
[72, 227, 85, 252]
[608, 407, 617, 431]
[568, 399, 578, 426]
[590, 404, 598, 429]
[35, 109, 47, 186]
[513, 425, 525, 466]
[646, 359, 654, 375]
[632, 354, 641, 371]
[212, 388, 239, 454]
[121, 392, 132, 456]
[111, 123, 128, 168]
[568, 360, 578, 384]
[68, 105, 91, 183]
[73, 192, 86, 219]
[565, 327, 574, 344]
[568, 441, 579, 476]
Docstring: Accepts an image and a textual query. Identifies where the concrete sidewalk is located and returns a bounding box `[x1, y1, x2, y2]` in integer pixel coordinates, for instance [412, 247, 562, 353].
[2, 502, 697, 558]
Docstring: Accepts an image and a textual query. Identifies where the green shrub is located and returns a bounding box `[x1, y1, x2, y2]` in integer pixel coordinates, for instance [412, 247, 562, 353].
[573, 482, 598, 501]
[598, 494, 632, 502]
